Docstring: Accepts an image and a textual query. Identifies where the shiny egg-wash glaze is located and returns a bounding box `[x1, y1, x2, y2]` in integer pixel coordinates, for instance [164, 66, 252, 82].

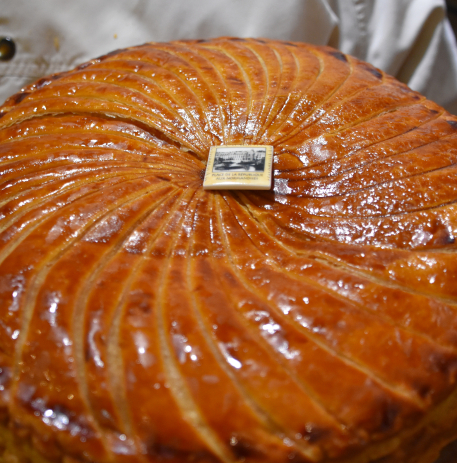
[0, 38, 456, 463]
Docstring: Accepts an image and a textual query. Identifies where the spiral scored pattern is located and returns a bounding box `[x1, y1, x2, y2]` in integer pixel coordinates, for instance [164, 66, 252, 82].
[0, 37, 457, 463]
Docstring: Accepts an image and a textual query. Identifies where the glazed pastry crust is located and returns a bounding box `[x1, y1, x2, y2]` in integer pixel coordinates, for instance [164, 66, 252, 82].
[0, 38, 456, 463]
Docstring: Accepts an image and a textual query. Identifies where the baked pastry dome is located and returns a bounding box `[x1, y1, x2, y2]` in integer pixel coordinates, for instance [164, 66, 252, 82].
[0, 37, 456, 463]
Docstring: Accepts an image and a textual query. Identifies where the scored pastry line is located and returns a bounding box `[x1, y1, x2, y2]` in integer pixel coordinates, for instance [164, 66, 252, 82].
[201, 43, 252, 144]
[254, 43, 294, 143]
[256, 45, 312, 143]
[176, 42, 232, 144]
[212, 197, 354, 430]
[0, 133, 204, 195]
[237, 208, 457, 360]
[0, 151, 199, 190]
[219, 40, 285, 144]
[205, 46, 256, 145]
[0, 166, 150, 210]
[264, 47, 354, 145]
[280, 108, 445, 185]
[14, 72, 208, 151]
[267, 149, 457, 217]
[0, 97, 205, 159]
[188, 193, 328, 461]
[307, 152, 457, 205]
[0, 134, 179, 164]
[249, 43, 286, 143]
[266, 50, 345, 144]
[239, 194, 457, 304]
[277, 97, 428, 173]
[278, 104, 441, 179]
[2, 181, 176, 460]
[170, 191, 263, 460]
[71, 186, 181, 458]
[276, 44, 322, 134]
[98, 64, 215, 149]
[98, 66, 212, 152]
[0, 116, 206, 173]
[0, 150, 171, 176]
[242, 42, 279, 143]
[327, 124, 457, 192]
[217, 194, 427, 409]
[309, 252, 457, 311]
[154, 188, 233, 463]
[166, 42, 229, 144]
[274, 56, 394, 147]
[9, 177, 176, 387]
[104, 44, 222, 146]
[212, 194, 333, 460]
[21, 186, 176, 460]
[0, 172, 156, 261]
[282, 94, 429, 164]
[195, 45, 244, 144]
[13, 73, 209, 152]
[278, 184, 457, 219]
[104, 187, 194, 458]
[228, 194, 457, 354]
[186, 194, 285, 438]
[274, 105, 444, 180]
[0, 112, 191, 151]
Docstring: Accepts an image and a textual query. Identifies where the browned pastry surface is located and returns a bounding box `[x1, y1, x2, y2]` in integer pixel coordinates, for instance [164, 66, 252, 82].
[0, 37, 456, 463]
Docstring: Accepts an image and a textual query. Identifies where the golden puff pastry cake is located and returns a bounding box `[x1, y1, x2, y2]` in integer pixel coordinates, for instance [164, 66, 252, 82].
[0, 37, 456, 463]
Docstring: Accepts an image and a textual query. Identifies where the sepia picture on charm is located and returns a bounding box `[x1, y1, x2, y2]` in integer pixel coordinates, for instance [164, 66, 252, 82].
[212, 147, 266, 172]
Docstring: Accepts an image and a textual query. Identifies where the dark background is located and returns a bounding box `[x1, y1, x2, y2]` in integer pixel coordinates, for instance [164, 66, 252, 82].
[447, 0, 457, 35]
[429, 3, 457, 459]
[432, 1, 456, 451]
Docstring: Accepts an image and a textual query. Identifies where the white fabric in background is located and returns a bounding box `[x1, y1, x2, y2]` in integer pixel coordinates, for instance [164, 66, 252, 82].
[329, 0, 457, 113]
[0, 0, 456, 113]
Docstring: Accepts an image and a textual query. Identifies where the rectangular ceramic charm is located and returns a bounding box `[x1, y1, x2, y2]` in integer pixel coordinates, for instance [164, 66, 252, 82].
[203, 145, 273, 190]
